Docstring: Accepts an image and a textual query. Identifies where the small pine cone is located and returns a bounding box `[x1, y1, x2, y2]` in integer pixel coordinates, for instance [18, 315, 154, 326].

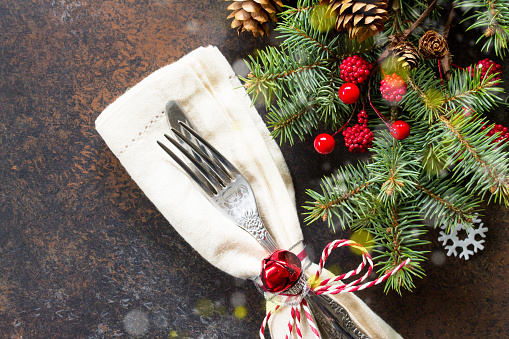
[418, 30, 449, 59]
[391, 40, 419, 70]
[323, 0, 389, 42]
[226, 0, 283, 37]
[485, 26, 495, 37]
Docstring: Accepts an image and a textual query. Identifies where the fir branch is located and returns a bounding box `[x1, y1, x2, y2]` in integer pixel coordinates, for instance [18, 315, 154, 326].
[367, 131, 421, 205]
[265, 64, 350, 144]
[241, 46, 331, 107]
[279, 0, 318, 19]
[303, 164, 374, 231]
[415, 177, 481, 232]
[403, 65, 445, 123]
[420, 142, 449, 176]
[267, 96, 319, 145]
[369, 204, 428, 294]
[236, 0, 509, 293]
[279, 24, 334, 56]
[314, 68, 353, 127]
[407, 119, 449, 177]
[455, 0, 509, 58]
[277, 5, 339, 58]
[403, 65, 504, 123]
[436, 111, 509, 204]
[442, 67, 504, 114]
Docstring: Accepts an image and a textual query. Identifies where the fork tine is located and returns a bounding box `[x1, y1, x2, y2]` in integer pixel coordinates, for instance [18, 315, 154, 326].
[157, 140, 217, 196]
[163, 134, 226, 194]
[178, 122, 240, 177]
[171, 128, 230, 187]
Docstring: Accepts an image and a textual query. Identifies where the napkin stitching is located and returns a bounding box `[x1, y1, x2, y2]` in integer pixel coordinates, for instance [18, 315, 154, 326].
[118, 110, 166, 156]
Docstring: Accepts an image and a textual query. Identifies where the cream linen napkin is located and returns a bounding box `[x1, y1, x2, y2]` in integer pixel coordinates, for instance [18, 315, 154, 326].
[95, 46, 402, 339]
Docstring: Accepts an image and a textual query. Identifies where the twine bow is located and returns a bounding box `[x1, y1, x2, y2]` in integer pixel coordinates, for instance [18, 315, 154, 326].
[260, 239, 411, 339]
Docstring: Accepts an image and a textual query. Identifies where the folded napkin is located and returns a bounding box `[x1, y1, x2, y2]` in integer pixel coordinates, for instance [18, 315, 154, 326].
[96, 46, 402, 339]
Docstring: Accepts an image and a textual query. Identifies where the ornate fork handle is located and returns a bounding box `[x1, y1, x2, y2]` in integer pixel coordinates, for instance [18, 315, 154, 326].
[236, 209, 279, 253]
[211, 176, 279, 253]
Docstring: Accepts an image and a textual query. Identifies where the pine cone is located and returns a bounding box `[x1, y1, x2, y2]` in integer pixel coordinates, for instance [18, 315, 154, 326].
[418, 30, 449, 59]
[485, 26, 495, 37]
[323, 0, 389, 42]
[226, 0, 283, 37]
[391, 40, 419, 69]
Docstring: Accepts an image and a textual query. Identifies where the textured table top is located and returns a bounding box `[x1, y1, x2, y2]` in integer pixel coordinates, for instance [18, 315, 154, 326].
[1, 1, 509, 338]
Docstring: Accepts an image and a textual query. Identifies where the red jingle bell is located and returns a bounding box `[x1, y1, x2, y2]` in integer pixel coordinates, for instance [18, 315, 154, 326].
[261, 250, 302, 293]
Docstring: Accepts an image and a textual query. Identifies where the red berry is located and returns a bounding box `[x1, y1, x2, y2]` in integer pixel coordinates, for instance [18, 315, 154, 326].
[390, 120, 410, 140]
[380, 74, 407, 103]
[338, 83, 360, 104]
[357, 109, 368, 126]
[339, 55, 372, 84]
[314, 133, 335, 154]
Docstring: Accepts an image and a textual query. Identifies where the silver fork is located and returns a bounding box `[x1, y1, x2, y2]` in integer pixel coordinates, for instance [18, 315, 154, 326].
[158, 107, 368, 339]
[157, 121, 279, 254]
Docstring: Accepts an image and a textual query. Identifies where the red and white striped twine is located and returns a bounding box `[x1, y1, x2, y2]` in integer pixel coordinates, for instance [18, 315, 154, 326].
[259, 239, 410, 339]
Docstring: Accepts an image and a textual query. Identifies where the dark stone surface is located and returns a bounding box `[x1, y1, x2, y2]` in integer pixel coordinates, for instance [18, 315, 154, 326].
[0, 1, 508, 338]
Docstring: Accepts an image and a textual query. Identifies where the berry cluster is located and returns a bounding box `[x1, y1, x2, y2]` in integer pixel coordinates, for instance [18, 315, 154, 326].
[339, 55, 373, 84]
[467, 58, 502, 81]
[482, 123, 509, 144]
[380, 73, 407, 103]
[342, 110, 374, 153]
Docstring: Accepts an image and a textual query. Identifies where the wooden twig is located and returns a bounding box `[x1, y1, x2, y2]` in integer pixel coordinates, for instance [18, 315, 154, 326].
[441, 4, 456, 81]
[402, 0, 438, 39]
[443, 3, 455, 39]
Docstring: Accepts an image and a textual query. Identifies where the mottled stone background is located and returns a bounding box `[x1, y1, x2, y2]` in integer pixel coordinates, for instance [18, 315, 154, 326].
[1, 0, 508, 338]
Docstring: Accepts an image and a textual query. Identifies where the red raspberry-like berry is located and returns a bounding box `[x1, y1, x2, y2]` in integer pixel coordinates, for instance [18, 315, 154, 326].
[466, 58, 502, 81]
[339, 55, 373, 84]
[380, 74, 407, 103]
[314, 133, 336, 154]
[342, 123, 374, 153]
[482, 123, 509, 144]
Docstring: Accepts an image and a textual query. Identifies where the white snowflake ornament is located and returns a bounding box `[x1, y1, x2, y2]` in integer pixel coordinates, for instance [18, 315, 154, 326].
[437, 216, 488, 260]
